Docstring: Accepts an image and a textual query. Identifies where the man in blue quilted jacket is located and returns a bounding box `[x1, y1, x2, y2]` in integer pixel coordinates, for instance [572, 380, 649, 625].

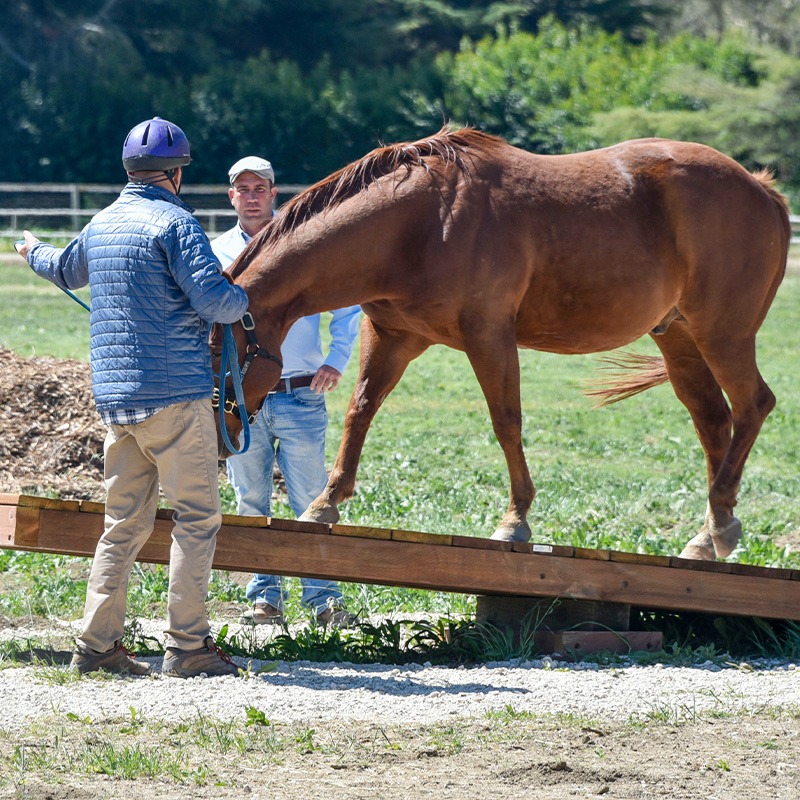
[16, 117, 249, 678]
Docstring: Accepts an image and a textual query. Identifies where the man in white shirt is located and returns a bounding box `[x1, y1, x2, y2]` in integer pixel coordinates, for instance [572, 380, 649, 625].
[212, 156, 361, 627]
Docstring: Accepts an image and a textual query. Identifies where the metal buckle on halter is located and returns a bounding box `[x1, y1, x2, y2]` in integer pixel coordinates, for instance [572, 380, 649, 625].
[224, 397, 238, 416]
[211, 386, 219, 409]
[241, 312, 256, 331]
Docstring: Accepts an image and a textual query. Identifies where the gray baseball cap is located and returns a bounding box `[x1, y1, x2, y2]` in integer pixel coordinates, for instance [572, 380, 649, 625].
[228, 156, 275, 184]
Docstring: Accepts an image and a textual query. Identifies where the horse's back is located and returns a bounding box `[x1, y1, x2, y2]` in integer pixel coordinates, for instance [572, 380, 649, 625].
[455, 136, 790, 354]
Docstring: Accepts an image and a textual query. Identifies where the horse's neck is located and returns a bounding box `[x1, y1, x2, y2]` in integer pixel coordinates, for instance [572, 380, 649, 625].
[245, 225, 386, 325]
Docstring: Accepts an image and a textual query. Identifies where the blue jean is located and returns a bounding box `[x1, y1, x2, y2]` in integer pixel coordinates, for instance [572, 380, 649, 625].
[226, 384, 343, 614]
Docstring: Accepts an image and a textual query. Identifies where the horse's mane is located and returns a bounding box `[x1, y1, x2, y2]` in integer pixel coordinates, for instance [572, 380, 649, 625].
[231, 127, 504, 272]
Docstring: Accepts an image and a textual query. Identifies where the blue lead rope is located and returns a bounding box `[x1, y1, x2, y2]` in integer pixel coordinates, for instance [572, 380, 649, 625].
[61, 287, 91, 312]
[16, 241, 92, 312]
[217, 322, 251, 455]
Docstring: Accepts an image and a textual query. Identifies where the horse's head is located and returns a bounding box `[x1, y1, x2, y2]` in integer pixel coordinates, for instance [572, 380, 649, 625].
[211, 312, 283, 458]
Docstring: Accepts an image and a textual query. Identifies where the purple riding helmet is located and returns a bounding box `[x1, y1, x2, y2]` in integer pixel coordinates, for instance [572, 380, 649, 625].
[121, 116, 191, 172]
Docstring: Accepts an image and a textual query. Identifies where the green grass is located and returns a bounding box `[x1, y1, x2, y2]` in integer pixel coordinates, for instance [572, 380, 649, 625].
[0, 258, 90, 359]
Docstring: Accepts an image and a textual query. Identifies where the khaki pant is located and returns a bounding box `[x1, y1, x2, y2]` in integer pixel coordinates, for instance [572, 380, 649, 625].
[77, 399, 221, 652]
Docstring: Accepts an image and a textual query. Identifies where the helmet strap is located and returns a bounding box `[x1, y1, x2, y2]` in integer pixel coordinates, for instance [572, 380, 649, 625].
[165, 167, 182, 195]
[126, 168, 182, 195]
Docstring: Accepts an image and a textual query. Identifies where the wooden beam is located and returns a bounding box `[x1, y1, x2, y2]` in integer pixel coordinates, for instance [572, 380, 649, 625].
[1, 494, 799, 621]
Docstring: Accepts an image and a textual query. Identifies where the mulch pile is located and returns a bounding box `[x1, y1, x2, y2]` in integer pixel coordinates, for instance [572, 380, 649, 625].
[0, 347, 283, 503]
[0, 347, 105, 500]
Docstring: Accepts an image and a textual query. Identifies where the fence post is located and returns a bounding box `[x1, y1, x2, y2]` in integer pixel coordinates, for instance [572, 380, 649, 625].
[70, 184, 80, 233]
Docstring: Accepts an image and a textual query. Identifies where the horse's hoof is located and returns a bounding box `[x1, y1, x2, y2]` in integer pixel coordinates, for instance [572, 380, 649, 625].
[299, 504, 340, 525]
[678, 542, 716, 561]
[710, 517, 742, 559]
[678, 531, 716, 561]
[490, 525, 532, 543]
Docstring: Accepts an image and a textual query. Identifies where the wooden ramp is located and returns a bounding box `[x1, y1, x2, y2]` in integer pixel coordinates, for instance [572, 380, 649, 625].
[2, 493, 799, 623]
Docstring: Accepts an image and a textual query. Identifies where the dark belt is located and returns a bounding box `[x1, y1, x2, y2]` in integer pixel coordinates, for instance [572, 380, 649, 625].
[268, 374, 315, 394]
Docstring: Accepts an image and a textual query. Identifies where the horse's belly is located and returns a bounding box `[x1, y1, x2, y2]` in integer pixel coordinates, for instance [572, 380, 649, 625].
[515, 306, 664, 355]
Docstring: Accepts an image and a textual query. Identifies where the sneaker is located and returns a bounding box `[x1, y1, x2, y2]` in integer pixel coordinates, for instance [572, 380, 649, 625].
[70, 641, 152, 676]
[239, 601, 284, 625]
[315, 600, 359, 628]
[162, 636, 239, 678]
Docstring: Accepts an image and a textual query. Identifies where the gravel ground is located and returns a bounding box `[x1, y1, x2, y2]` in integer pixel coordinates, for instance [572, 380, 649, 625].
[5, 657, 800, 730]
[3, 619, 799, 731]
[3, 620, 800, 800]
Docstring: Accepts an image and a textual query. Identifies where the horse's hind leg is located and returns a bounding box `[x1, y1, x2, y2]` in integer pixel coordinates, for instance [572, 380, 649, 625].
[653, 322, 775, 560]
[650, 324, 733, 560]
[693, 332, 775, 559]
[300, 318, 430, 524]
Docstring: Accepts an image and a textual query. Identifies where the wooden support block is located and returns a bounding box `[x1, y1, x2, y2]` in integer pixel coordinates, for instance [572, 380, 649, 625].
[477, 596, 631, 632]
[78, 500, 104, 515]
[535, 630, 663, 658]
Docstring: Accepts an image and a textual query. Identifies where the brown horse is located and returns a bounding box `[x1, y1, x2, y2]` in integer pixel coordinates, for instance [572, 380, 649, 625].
[216, 128, 790, 561]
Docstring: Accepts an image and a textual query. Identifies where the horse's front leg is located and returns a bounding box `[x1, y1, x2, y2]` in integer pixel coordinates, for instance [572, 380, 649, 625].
[299, 318, 431, 524]
[463, 323, 534, 543]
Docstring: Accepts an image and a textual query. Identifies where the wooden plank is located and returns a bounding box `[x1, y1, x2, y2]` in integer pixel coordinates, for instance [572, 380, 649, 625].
[331, 523, 392, 540]
[272, 517, 331, 534]
[9, 506, 40, 548]
[573, 546, 611, 561]
[532, 543, 575, 558]
[451, 534, 513, 552]
[610, 551, 672, 568]
[670, 556, 733, 574]
[0, 504, 17, 547]
[8, 494, 81, 512]
[513, 542, 577, 556]
[3, 498, 800, 621]
[221, 514, 270, 528]
[209, 528, 800, 620]
[730, 562, 796, 581]
[391, 529, 451, 546]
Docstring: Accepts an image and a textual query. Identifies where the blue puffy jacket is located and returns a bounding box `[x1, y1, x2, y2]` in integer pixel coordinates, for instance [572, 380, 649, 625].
[27, 183, 249, 415]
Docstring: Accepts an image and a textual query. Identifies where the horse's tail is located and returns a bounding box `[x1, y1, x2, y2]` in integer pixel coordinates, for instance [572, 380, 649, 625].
[584, 351, 669, 407]
[751, 168, 790, 220]
[751, 168, 791, 262]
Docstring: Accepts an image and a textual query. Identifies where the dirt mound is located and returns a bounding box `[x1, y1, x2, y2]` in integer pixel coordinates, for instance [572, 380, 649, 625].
[0, 346, 105, 500]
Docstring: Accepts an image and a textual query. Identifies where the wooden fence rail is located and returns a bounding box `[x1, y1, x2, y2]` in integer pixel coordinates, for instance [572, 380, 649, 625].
[0, 182, 307, 238]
